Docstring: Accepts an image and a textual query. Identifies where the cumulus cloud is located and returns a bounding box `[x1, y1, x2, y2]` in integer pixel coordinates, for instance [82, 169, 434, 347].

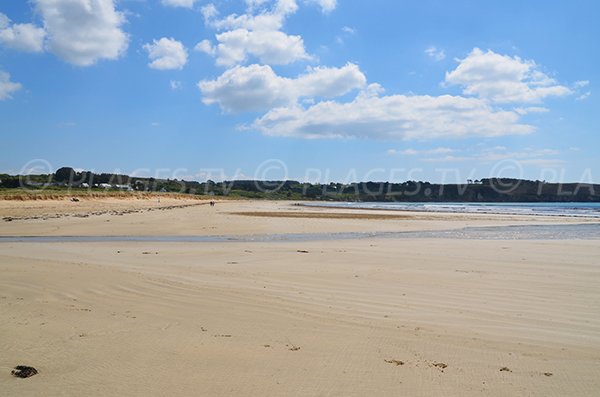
[35, 0, 128, 66]
[253, 91, 534, 139]
[425, 46, 445, 61]
[199, 0, 311, 66]
[445, 48, 572, 103]
[194, 39, 215, 55]
[0, 13, 46, 52]
[199, 63, 366, 112]
[201, 4, 219, 23]
[144, 37, 188, 70]
[204, 1, 294, 32]
[214, 29, 310, 66]
[161, 0, 197, 8]
[0, 71, 22, 100]
[198, 46, 574, 141]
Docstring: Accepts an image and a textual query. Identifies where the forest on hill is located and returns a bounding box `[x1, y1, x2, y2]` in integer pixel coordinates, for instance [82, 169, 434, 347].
[1, 167, 598, 202]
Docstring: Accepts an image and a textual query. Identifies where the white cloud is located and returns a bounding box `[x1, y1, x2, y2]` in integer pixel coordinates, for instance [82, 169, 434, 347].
[391, 147, 454, 156]
[194, 39, 216, 55]
[422, 146, 562, 165]
[0, 71, 22, 100]
[201, 1, 311, 66]
[0, 13, 46, 52]
[198, 47, 569, 141]
[35, 0, 128, 66]
[518, 158, 565, 167]
[204, 1, 295, 31]
[514, 106, 549, 115]
[200, 65, 291, 112]
[573, 80, 591, 100]
[576, 92, 591, 101]
[161, 0, 197, 8]
[201, 4, 219, 23]
[336, 26, 356, 46]
[245, 0, 270, 11]
[276, 0, 300, 15]
[253, 90, 534, 139]
[445, 48, 572, 103]
[399, 149, 418, 156]
[305, 0, 337, 13]
[425, 46, 445, 61]
[199, 63, 366, 112]
[0, 13, 8, 28]
[144, 37, 188, 70]
[215, 28, 310, 66]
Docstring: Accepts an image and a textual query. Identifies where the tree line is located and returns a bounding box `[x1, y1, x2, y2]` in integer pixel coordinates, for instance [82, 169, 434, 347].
[1, 167, 598, 202]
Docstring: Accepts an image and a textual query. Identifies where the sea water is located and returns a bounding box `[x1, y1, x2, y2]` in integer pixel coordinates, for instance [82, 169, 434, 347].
[304, 202, 600, 218]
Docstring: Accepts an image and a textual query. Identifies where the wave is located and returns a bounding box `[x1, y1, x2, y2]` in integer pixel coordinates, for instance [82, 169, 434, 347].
[304, 202, 600, 218]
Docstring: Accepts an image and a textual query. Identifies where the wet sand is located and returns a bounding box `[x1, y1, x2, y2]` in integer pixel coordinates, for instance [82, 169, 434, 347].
[1, 198, 599, 395]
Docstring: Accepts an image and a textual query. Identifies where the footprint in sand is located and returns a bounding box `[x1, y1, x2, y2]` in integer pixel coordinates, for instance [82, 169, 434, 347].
[384, 359, 404, 366]
[430, 362, 448, 372]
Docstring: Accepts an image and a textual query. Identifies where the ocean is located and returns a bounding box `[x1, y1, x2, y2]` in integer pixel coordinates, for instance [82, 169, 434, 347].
[304, 202, 600, 218]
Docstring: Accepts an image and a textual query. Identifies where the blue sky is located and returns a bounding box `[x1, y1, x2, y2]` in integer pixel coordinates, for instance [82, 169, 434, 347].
[0, 0, 598, 183]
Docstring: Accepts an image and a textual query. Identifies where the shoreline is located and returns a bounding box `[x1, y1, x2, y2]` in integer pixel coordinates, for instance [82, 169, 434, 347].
[300, 201, 600, 218]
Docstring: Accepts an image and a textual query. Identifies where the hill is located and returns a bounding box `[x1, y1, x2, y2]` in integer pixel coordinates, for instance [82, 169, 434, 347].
[1, 167, 598, 202]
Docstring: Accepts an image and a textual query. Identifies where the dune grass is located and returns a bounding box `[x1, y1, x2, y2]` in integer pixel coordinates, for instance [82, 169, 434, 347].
[0, 188, 210, 201]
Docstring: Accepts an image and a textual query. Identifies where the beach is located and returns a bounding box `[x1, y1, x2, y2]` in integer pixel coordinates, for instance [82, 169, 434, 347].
[1, 197, 599, 396]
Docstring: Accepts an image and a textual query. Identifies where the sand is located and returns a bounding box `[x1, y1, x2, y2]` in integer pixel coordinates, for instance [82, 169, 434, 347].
[1, 198, 599, 396]
[0, 198, 594, 237]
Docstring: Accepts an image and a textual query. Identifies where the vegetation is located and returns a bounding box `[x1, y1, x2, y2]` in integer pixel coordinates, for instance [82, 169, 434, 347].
[1, 167, 599, 202]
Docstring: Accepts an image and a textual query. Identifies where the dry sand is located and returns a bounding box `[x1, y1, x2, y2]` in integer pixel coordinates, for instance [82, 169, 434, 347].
[1, 198, 599, 396]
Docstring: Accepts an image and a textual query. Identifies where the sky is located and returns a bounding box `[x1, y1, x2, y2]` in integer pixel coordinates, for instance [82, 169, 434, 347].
[0, 0, 598, 184]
